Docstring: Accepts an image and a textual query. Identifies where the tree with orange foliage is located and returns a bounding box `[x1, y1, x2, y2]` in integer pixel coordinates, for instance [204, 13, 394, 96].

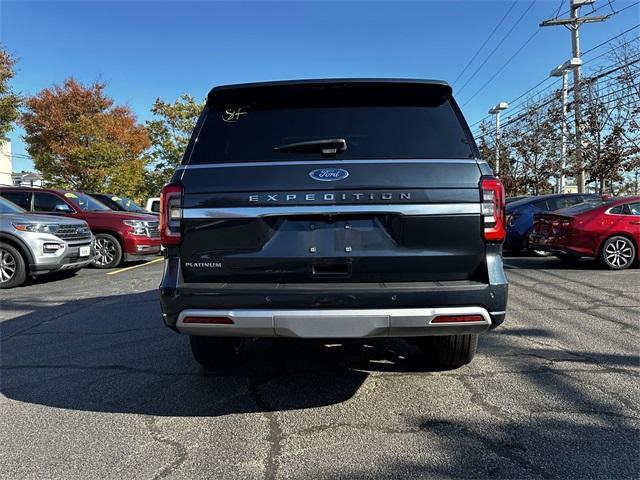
[21, 78, 150, 200]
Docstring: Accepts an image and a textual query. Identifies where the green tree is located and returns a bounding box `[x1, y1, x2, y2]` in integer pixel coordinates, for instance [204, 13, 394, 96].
[145, 94, 204, 194]
[21, 78, 150, 199]
[0, 45, 21, 140]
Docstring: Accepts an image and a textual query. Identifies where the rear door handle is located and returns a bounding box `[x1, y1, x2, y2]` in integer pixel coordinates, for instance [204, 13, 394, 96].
[630, 221, 640, 225]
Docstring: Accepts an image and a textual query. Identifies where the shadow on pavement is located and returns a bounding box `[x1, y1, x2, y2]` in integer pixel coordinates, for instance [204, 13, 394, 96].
[1, 288, 638, 478]
[0, 290, 446, 417]
[503, 255, 606, 271]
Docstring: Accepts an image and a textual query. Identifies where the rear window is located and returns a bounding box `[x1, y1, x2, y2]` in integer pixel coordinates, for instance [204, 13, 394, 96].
[555, 199, 605, 215]
[187, 87, 475, 163]
[63, 192, 111, 212]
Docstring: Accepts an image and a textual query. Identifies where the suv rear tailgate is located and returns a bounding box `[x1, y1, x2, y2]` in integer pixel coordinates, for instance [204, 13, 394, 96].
[174, 79, 488, 284]
[179, 160, 485, 283]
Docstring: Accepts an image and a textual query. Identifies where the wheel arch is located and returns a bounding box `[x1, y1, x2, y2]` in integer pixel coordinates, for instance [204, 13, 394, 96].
[92, 229, 124, 250]
[0, 233, 35, 268]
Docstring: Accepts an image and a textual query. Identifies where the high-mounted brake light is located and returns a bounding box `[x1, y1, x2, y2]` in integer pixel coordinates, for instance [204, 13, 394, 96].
[481, 177, 506, 242]
[160, 182, 183, 246]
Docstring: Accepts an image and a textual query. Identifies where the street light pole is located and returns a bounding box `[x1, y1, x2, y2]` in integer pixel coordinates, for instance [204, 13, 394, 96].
[550, 58, 582, 194]
[488, 102, 509, 175]
[560, 70, 568, 193]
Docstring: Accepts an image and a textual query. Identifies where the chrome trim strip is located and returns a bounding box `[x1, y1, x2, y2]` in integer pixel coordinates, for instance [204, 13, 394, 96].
[177, 159, 482, 169]
[176, 306, 492, 338]
[183, 203, 480, 219]
[489, 310, 506, 315]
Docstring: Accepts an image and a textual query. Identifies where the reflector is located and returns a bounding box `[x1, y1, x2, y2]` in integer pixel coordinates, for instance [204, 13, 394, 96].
[183, 316, 234, 324]
[431, 314, 484, 323]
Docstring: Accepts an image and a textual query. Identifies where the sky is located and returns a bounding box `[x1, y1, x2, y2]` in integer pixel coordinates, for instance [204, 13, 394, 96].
[2, 0, 639, 172]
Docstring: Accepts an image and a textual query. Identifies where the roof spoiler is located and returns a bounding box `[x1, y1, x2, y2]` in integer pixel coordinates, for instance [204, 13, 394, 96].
[207, 78, 453, 108]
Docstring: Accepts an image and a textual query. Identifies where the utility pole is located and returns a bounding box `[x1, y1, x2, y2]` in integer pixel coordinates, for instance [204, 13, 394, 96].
[488, 102, 509, 175]
[540, 0, 608, 193]
[550, 58, 582, 194]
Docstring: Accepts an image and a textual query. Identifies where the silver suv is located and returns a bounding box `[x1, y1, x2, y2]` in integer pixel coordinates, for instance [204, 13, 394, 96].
[0, 197, 95, 288]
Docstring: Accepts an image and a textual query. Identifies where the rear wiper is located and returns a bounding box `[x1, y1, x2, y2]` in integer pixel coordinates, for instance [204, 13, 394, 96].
[273, 138, 347, 157]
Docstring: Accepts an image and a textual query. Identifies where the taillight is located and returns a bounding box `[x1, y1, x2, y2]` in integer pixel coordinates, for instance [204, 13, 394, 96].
[481, 177, 506, 242]
[160, 182, 183, 246]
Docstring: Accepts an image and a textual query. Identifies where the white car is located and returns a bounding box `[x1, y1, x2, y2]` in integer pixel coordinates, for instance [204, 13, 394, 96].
[146, 197, 160, 214]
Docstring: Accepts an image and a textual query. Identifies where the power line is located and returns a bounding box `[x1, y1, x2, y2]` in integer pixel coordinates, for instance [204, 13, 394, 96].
[460, 0, 611, 111]
[461, 28, 541, 108]
[467, 17, 638, 131]
[613, 1, 640, 16]
[553, 0, 620, 21]
[472, 56, 640, 137]
[553, 0, 566, 19]
[456, 0, 538, 95]
[452, 2, 518, 87]
[583, 23, 640, 56]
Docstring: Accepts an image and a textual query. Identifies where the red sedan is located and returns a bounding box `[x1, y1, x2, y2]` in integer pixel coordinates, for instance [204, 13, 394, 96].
[528, 196, 640, 269]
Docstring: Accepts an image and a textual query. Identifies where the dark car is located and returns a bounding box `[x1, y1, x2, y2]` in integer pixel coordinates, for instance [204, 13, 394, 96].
[529, 196, 640, 269]
[158, 78, 509, 369]
[0, 187, 161, 268]
[506, 195, 529, 204]
[505, 193, 601, 254]
[88, 193, 156, 215]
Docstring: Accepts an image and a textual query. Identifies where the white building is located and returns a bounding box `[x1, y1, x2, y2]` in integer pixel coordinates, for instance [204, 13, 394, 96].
[0, 140, 11, 185]
[11, 171, 43, 187]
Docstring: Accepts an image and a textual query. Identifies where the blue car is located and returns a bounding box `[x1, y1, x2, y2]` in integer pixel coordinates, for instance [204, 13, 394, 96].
[505, 193, 601, 254]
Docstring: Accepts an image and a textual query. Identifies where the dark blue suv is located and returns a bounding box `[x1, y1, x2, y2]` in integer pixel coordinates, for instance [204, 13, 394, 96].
[159, 79, 509, 370]
[505, 193, 600, 254]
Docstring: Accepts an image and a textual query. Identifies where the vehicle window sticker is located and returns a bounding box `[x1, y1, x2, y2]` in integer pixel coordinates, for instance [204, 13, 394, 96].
[64, 192, 78, 198]
[222, 106, 249, 123]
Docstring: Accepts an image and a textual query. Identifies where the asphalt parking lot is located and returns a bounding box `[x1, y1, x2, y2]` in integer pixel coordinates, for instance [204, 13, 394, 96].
[1, 256, 638, 479]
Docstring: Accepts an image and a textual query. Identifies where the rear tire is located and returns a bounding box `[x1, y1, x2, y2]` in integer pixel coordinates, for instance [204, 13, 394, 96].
[189, 336, 245, 369]
[414, 334, 478, 368]
[600, 236, 636, 270]
[0, 244, 27, 289]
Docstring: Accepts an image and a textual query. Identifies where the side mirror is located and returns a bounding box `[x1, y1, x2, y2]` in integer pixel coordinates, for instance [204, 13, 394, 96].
[54, 203, 72, 212]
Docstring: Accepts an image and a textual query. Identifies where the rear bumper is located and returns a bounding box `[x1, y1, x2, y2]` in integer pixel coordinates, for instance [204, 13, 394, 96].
[176, 306, 493, 338]
[159, 251, 508, 336]
[528, 233, 594, 258]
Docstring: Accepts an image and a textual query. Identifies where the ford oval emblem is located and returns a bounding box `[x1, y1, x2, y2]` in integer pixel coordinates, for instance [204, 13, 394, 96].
[309, 168, 349, 182]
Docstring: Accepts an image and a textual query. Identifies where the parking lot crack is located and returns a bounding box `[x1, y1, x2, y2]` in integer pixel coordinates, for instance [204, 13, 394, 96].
[420, 419, 551, 478]
[143, 416, 188, 480]
[457, 376, 513, 422]
[248, 378, 283, 480]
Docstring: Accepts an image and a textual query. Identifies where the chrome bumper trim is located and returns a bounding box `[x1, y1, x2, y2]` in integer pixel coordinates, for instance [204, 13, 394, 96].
[176, 306, 492, 338]
[183, 204, 480, 219]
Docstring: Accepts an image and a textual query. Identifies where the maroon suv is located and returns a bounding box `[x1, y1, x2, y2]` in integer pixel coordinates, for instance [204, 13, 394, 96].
[0, 187, 161, 268]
